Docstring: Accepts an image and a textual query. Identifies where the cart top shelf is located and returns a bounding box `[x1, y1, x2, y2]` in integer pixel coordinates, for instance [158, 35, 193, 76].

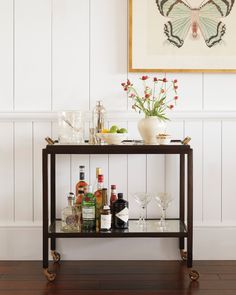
[44, 143, 191, 155]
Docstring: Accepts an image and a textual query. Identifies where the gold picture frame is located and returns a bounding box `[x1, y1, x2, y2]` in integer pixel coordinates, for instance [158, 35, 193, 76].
[129, 0, 236, 73]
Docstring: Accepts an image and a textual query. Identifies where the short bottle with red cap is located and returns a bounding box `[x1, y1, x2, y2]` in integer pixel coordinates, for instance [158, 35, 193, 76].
[110, 184, 118, 208]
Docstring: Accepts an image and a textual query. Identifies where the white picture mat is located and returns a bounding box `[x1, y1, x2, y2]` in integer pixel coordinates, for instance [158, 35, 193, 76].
[131, 0, 236, 71]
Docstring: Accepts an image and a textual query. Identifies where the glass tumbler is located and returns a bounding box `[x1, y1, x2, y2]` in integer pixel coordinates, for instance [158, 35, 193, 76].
[58, 111, 84, 144]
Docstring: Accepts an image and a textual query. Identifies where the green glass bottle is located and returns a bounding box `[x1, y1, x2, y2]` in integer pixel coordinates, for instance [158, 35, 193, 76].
[82, 185, 96, 231]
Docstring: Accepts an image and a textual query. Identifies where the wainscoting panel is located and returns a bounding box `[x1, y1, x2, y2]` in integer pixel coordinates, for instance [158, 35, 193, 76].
[14, 0, 51, 111]
[202, 121, 222, 223]
[52, 0, 90, 111]
[185, 120, 203, 223]
[0, 123, 14, 223]
[0, 0, 13, 111]
[90, 0, 128, 111]
[222, 121, 236, 223]
[14, 122, 33, 222]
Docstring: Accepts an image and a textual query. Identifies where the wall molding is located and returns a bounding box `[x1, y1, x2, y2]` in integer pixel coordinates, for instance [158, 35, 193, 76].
[0, 111, 236, 122]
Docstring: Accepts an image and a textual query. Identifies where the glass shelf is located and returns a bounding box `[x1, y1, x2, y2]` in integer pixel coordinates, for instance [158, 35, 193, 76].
[49, 219, 188, 238]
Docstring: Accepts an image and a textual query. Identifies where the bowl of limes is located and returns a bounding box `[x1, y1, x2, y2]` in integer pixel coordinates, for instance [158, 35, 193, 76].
[96, 125, 128, 145]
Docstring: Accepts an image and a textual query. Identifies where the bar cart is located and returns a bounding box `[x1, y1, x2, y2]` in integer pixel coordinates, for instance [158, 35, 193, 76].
[42, 144, 199, 282]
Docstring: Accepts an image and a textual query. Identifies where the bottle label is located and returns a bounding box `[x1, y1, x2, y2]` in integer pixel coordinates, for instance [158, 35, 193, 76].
[66, 215, 77, 226]
[82, 207, 95, 219]
[101, 214, 111, 230]
[115, 207, 129, 223]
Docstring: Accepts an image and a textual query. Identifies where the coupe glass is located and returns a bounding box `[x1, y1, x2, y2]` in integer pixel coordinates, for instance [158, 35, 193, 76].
[155, 192, 173, 227]
[132, 192, 152, 226]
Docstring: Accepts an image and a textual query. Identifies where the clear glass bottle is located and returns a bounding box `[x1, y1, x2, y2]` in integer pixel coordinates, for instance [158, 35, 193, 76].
[75, 165, 88, 197]
[61, 195, 79, 232]
[82, 185, 96, 231]
[112, 193, 129, 229]
[93, 101, 106, 134]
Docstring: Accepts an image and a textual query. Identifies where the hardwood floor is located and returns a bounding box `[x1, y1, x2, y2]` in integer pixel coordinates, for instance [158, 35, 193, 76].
[0, 261, 236, 295]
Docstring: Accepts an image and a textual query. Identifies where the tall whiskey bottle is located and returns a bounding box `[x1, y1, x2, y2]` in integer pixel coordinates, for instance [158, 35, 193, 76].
[75, 165, 88, 197]
[94, 174, 104, 230]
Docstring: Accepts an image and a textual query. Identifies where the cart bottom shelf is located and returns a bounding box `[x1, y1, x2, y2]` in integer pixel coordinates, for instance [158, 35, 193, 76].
[48, 219, 188, 238]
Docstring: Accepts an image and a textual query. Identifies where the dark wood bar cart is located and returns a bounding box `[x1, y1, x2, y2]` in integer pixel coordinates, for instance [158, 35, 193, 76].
[42, 144, 199, 282]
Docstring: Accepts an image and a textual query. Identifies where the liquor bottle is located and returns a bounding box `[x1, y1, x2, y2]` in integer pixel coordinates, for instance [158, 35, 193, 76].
[75, 165, 88, 197]
[112, 193, 129, 229]
[94, 174, 104, 230]
[110, 185, 117, 226]
[75, 189, 84, 224]
[61, 194, 79, 232]
[110, 184, 118, 208]
[82, 185, 96, 231]
[100, 205, 111, 231]
[92, 101, 106, 134]
[93, 167, 102, 192]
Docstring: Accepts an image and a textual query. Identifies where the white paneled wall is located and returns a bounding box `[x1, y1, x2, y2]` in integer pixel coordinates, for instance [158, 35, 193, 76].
[0, 0, 236, 260]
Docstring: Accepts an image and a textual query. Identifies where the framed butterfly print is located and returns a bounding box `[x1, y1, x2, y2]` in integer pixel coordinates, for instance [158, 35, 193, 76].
[129, 0, 236, 72]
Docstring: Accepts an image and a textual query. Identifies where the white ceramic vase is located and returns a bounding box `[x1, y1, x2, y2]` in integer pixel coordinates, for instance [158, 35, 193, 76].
[138, 116, 165, 145]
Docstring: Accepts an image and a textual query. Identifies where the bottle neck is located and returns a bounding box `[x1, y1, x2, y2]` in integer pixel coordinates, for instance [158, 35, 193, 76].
[111, 189, 117, 195]
[97, 182, 103, 190]
[79, 172, 85, 180]
[68, 198, 73, 207]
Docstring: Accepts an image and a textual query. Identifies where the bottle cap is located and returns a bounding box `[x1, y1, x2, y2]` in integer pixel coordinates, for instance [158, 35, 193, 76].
[111, 184, 116, 189]
[102, 188, 107, 191]
[96, 167, 102, 178]
[78, 190, 84, 194]
[118, 193, 123, 199]
[79, 165, 85, 168]
[98, 174, 104, 182]
[69, 192, 74, 196]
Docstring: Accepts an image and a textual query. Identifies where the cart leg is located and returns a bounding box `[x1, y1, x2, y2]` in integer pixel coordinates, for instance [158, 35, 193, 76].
[187, 149, 193, 268]
[179, 154, 185, 251]
[43, 149, 56, 281]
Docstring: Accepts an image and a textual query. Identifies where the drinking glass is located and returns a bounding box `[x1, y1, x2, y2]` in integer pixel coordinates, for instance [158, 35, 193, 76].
[132, 192, 152, 226]
[155, 192, 173, 227]
[58, 111, 84, 144]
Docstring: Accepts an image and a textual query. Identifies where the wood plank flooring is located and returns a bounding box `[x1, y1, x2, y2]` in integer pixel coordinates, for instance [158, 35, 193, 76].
[0, 261, 236, 295]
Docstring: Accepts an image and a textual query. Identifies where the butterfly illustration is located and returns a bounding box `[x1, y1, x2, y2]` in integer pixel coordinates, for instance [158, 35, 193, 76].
[156, 0, 235, 48]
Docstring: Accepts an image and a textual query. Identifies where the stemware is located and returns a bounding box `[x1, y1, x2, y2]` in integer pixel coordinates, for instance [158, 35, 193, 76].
[132, 192, 152, 226]
[155, 192, 173, 227]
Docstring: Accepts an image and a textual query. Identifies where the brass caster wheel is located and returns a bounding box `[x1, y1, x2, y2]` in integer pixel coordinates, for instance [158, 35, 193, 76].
[43, 268, 56, 282]
[180, 249, 187, 261]
[189, 270, 200, 281]
[51, 250, 61, 263]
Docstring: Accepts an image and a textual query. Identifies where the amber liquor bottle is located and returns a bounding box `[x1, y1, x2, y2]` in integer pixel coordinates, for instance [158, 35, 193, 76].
[112, 193, 129, 229]
[75, 165, 88, 197]
[94, 174, 104, 230]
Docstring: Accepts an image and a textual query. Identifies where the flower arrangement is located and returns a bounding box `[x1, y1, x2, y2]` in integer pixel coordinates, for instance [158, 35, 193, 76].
[121, 75, 179, 121]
